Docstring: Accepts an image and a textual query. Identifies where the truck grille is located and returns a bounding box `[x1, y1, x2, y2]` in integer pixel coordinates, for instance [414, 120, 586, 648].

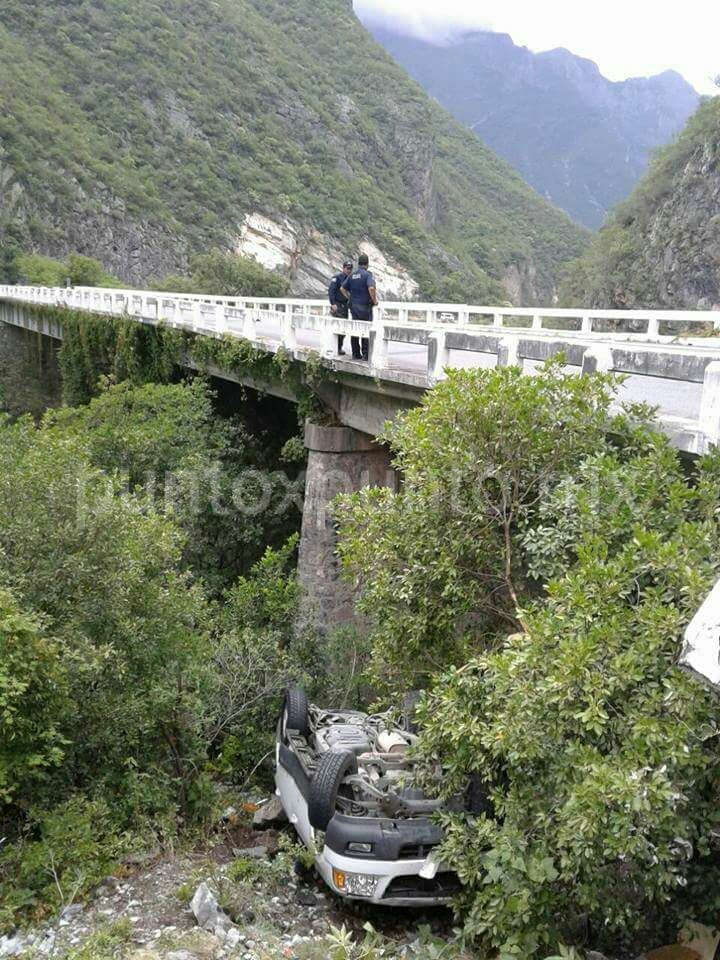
[397, 842, 437, 859]
[384, 872, 461, 899]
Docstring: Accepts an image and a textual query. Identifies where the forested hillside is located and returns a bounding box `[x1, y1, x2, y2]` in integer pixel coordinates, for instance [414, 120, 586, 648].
[562, 94, 720, 308]
[369, 26, 699, 229]
[0, 0, 587, 303]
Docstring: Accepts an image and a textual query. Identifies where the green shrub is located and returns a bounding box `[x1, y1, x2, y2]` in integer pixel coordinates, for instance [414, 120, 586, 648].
[0, 413, 213, 831]
[207, 538, 303, 783]
[188, 250, 290, 298]
[337, 362, 720, 955]
[0, 588, 69, 813]
[62, 920, 134, 960]
[65, 253, 121, 288]
[14, 252, 65, 287]
[13, 251, 120, 288]
[0, 798, 127, 930]
[335, 359, 629, 695]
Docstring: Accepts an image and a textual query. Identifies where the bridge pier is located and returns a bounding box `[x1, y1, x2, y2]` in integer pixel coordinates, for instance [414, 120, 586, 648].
[0, 320, 62, 417]
[297, 422, 397, 630]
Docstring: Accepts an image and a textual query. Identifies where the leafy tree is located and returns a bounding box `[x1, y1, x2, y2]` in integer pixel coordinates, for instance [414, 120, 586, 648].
[0, 588, 69, 814]
[206, 537, 302, 780]
[48, 378, 229, 487]
[146, 273, 199, 294]
[47, 379, 302, 590]
[0, 235, 23, 283]
[337, 361, 720, 956]
[162, 250, 290, 298]
[14, 252, 65, 286]
[417, 437, 720, 957]
[0, 413, 212, 826]
[335, 360, 630, 694]
[65, 253, 121, 287]
[13, 251, 120, 288]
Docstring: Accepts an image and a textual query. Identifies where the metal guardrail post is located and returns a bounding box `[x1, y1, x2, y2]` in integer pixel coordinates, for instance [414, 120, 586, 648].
[242, 307, 257, 339]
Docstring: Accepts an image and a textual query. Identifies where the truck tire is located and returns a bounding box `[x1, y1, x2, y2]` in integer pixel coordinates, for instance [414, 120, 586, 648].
[284, 687, 309, 737]
[308, 750, 358, 830]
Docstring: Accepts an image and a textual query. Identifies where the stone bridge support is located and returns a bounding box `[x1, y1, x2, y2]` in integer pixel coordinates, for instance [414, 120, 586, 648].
[297, 422, 397, 630]
[0, 320, 62, 417]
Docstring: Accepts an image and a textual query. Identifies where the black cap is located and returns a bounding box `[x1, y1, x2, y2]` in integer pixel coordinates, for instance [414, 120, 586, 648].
[343, 259, 353, 268]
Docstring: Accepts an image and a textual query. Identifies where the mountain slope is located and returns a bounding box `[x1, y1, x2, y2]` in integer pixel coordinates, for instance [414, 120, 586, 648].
[367, 27, 699, 230]
[0, 0, 587, 303]
[561, 96, 720, 309]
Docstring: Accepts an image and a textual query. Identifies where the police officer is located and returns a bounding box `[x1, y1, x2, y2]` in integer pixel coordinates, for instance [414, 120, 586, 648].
[341, 253, 377, 361]
[328, 259, 353, 355]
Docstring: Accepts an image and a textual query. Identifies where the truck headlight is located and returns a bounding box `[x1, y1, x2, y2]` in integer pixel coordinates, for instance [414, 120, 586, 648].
[347, 841, 373, 854]
[332, 868, 379, 898]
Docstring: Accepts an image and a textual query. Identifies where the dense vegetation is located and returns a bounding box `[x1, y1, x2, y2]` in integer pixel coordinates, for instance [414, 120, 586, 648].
[0, 376, 314, 926]
[10, 247, 290, 299]
[0, 0, 587, 302]
[3, 310, 720, 956]
[337, 362, 720, 957]
[149, 250, 290, 298]
[561, 93, 720, 308]
[11, 251, 121, 288]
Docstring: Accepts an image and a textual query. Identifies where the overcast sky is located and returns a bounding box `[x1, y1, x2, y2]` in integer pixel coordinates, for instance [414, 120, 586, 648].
[354, 0, 719, 95]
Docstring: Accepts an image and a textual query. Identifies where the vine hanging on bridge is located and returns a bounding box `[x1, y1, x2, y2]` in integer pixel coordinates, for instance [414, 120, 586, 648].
[11, 302, 331, 422]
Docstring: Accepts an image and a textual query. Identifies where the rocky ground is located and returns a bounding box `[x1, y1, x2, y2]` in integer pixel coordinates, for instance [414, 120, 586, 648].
[2, 795, 717, 960]
[0, 796, 457, 960]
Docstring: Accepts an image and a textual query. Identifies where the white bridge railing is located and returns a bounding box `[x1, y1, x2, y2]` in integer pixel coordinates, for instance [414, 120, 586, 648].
[4, 283, 720, 340]
[3, 284, 720, 453]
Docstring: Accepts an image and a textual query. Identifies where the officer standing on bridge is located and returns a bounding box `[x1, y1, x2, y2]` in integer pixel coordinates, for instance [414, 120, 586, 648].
[328, 259, 353, 355]
[341, 253, 377, 361]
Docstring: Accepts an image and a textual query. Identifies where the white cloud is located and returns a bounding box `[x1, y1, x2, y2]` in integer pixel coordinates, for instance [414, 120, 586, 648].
[355, 0, 719, 95]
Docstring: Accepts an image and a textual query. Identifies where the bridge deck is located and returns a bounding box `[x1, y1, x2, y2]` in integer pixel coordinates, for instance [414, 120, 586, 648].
[2, 285, 720, 453]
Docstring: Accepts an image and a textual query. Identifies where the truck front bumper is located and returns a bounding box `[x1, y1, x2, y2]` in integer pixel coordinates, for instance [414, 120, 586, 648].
[318, 813, 459, 906]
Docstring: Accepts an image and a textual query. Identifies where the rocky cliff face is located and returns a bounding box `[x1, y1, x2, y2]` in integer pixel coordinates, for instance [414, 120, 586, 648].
[640, 143, 720, 308]
[367, 26, 700, 230]
[561, 96, 720, 309]
[235, 213, 419, 299]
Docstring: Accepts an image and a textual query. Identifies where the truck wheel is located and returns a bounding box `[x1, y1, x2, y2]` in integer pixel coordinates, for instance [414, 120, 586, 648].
[308, 750, 358, 830]
[284, 687, 309, 737]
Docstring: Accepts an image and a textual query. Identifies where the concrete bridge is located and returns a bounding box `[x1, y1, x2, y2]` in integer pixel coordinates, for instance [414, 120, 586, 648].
[2, 284, 720, 625]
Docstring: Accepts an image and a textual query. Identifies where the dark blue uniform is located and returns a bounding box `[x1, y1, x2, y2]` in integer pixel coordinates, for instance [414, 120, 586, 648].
[328, 272, 349, 319]
[341, 268, 375, 359]
[342, 269, 376, 321]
